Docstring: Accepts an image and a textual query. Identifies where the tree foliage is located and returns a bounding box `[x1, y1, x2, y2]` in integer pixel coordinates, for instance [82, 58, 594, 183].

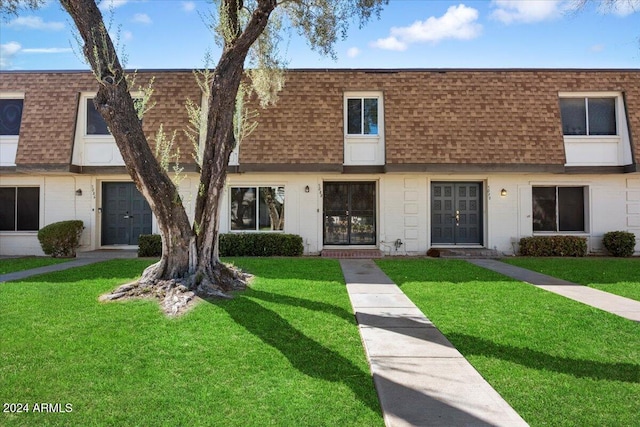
[4, 0, 389, 314]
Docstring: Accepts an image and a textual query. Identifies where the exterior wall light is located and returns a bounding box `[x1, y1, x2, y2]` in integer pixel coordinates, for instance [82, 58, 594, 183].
[75, 189, 83, 196]
[500, 188, 507, 197]
[305, 185, 310, 193]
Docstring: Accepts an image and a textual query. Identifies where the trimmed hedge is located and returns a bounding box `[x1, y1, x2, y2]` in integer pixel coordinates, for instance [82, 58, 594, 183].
[219, 233, 303, 257]
[137, 233, 304, 257]
[37, 220, 84, 258]
[602, 231, 636, 257]
[519, 236, 587, 257]
[138, 234, 163, 257]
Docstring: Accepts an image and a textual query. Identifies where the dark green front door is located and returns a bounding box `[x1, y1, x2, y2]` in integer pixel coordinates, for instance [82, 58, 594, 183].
[102, 182, 152, 245]
[431, 182, 482, 245]
[324, 182, 376, 245]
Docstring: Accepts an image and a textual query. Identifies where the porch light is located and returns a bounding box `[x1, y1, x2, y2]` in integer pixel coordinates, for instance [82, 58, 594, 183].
[75, 189, 83, 196]
[305, 185, 310, 193]
[500, 188, 507, 197]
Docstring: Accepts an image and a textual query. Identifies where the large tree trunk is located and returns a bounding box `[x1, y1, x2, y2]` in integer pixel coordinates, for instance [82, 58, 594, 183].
[61, 0, 276, 315]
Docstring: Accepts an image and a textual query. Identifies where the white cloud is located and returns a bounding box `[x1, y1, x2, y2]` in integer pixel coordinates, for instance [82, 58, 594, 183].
[371, 4, 481, 51]
[371, 37, 407, 51]
[6, 16, 65, 31]
[0, 42, 72, 69]
[1, 42, 22, 69]
[346, 47, 361, 58]
[132, 13, 152, 24]
[23, 47, 73, 54]
[182, 1, 196, 12]
[490, 0, 565, 24]
[99, 0, 128, 11]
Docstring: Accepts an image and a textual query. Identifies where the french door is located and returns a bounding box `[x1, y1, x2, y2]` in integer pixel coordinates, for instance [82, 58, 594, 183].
[323, 182, 376, 245]
[431, 182, 483, 245]
[102, 182, 152, 245]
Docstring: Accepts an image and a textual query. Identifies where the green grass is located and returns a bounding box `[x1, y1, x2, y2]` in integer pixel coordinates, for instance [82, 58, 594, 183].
[1, 258, 382, 427]
[503, 257, 640, 302]
[377, 258, 640, 427]
[0, 257, 71, 275]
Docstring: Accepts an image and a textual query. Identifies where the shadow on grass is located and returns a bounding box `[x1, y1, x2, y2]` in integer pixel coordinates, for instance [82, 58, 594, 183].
[9, 259, 156, 284]
[448, 333, 640, 384]
[212, 289, 381, 414]
[247, 289, 354, 323]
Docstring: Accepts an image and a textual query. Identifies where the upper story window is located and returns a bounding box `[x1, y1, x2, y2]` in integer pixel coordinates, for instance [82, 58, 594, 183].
[0, 187, 40, 231]
[559, 97, 617, 136]
[0, 98, 24, 136]
[86, 98, 110, 135]
[346, 97, 379, 135]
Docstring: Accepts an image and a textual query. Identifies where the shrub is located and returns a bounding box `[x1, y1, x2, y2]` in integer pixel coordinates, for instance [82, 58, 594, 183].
[136, 233, 304, 257]
[138, 234, 162, 257]
[602, 231, 636, 257]
[37, 220, 84, 258]
[219, 233, 303, 257]
[519, 236, 587, 257]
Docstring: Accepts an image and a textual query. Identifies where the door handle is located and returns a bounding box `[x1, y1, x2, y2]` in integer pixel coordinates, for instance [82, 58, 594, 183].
[455, 210, 460, 226]
[123, 215, 132, 219]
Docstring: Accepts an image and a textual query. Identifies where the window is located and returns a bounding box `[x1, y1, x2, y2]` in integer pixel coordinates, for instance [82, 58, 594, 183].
[230, 186, 285, 231]
[0, 99, 24, 136]
[532, 186, 585, 232]
[560, 97, 616, 136]
[0, 187, 39, 231]
[347, 97, 379, 135]
[86, 98, 110, 135]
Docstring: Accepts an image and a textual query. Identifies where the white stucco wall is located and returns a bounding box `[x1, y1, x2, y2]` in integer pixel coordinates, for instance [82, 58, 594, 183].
[2, 171, 639, 256]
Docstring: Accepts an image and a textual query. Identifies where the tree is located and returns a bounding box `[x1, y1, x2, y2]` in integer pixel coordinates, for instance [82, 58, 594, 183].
[1, 0, 387, 314]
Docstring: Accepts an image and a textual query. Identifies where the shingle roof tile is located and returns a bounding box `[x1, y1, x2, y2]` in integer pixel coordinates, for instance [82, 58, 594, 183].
[2, 69, 638, 169]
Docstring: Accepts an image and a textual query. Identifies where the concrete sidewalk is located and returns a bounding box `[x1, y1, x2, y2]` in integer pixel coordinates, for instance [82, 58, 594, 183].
[0, 250, 137, 283]
[468, 259, 640, 322]
[340, 259, 528, 427]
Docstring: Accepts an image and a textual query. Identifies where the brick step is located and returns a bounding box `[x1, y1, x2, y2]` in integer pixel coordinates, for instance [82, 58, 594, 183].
[321, 249, 384, 259]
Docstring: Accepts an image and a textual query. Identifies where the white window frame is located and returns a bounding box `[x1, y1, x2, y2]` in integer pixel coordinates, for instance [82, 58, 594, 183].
[532, 185, 590, 234]
[0, 186, 40, 232]
[229, 185, 286, 233]
[559, 91, 632, 167]
[344, 92, 384, 138]
[343, 91, 385, 166]
[0, 92, 25, 167]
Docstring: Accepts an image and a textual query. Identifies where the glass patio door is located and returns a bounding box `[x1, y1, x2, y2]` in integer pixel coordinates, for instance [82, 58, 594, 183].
[323, 182, 376, 245]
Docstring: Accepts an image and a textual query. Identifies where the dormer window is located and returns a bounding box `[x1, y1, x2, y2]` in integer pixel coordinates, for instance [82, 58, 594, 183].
[86, 98, 110, 135]
[559, 97, 616, 136]
[347, 97, 379, 135]
[0, 98, 24, 136]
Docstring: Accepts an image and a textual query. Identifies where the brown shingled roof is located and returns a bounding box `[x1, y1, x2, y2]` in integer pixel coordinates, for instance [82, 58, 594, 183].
[2, 68, 638, 172]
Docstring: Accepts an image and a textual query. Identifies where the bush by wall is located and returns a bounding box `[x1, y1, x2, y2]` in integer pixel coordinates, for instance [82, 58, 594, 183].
[137, 233, 304, 257]
[602, 231, 636, 257]
[519, 236, 587, 257]
[219, 233, 303, 257]
[37, 220, 84, 258]
[138, 234, 162, 257]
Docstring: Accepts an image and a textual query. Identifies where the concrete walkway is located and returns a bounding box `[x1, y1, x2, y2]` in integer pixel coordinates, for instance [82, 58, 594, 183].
[468, 259, 640, 323]
[0, 250, 137, 283]
[339, 259, 528, 427]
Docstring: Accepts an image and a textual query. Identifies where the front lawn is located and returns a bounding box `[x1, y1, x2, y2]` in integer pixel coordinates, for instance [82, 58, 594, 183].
[377, 258, 640, 427]
[0, 258, 382, 426]
[0, 257, 71, 275]
[503, 257, 640, 302]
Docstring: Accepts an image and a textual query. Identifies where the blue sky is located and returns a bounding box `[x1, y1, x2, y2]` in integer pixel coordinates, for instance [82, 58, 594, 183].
[1, 0, 639, 70]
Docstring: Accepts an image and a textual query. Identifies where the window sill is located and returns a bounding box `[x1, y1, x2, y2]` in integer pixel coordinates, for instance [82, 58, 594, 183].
[0, 231, 39, 235]
[533, 231, 589, 235]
